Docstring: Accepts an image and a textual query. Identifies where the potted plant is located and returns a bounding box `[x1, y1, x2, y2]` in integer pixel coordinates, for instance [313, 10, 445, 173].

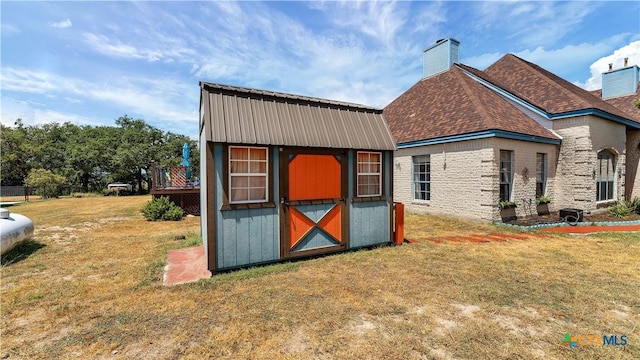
[498, 201, 517, 222]
[536, 195, 551, 215]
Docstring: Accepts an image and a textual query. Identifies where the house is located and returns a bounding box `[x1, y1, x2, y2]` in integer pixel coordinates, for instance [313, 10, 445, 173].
[384, 38, 640, 222]
[199, 82, 397, 272]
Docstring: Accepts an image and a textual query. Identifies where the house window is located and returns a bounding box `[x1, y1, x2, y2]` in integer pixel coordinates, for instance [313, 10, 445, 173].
[413, 155, 430, 201]
[499, 150, 513, 202]
[229, 146, 268, 203]
[596, 150, 615, 202]
[357, 152, 382, 197]
[536, 153, 547, 197]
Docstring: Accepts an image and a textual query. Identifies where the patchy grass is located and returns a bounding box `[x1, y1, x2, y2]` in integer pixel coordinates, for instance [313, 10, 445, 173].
[1, 197, 638, 359]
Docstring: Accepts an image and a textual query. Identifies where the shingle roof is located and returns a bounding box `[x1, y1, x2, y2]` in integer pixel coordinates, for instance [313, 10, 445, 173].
[200, 82, 396, 150]
[383, 65, 559, 144]
[483, 54, 636, 122]
[591, 86, 640, 123]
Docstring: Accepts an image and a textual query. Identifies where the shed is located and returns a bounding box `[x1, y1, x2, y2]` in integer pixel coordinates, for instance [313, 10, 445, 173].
[199, 82, 397, 272]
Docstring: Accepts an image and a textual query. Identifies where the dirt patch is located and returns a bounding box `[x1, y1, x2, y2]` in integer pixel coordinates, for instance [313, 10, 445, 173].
[425, 233, 541, 243]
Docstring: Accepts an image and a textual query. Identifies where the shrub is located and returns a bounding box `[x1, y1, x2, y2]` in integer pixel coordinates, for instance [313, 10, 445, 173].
[498, 201, 517, 210]
[536, 195, 551, 205]
[141, 197, 183, 221]
[25, 168, 67, 198]
[608, 199, 632, 219]
[630, 197, 640, 214]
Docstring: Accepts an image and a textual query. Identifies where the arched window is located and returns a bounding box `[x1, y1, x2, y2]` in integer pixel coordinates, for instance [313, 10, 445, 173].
[596, 150, 615, 201]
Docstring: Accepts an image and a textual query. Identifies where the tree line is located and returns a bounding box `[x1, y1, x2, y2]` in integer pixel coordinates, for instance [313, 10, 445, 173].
[1, 115, 199, 195]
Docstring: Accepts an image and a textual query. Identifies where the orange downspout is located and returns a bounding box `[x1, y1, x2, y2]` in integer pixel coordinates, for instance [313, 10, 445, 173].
[394, 202, 404, 245]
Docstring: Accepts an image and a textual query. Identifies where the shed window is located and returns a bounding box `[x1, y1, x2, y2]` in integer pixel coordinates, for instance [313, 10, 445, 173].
[413, 155, 430, 201]
[596, 150, 615, 202]
[536, 153, 547, 197]
[357, 152, 382, 197]
[229, 146, 268, 203]
[499, 150, 513, 202]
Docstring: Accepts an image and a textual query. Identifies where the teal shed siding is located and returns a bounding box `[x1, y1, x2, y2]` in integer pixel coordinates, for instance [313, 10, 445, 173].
[350, 201, 391, 247]
[348, 150, 393, 248]
[213, 144, 280, 270]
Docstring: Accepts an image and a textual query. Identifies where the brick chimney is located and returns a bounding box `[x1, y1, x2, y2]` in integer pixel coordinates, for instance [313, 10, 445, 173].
[601, 61, 639, 99]
[423, 38, 460, 79]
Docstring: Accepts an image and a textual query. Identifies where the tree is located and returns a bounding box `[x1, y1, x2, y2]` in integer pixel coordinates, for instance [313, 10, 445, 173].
[1, 116, 197, 193]
[0, 119, 39, 186]
[112, 115, 198, 194]
[25, 168, 67, 198]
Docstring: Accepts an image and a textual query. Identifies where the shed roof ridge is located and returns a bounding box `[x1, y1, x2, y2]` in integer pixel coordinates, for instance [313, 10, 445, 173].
[200, 81, 381, 112]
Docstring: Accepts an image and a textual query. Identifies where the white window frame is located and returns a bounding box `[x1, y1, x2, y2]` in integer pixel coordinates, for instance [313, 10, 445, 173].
[356, 151, 382, 197]
[412, 155, 430, 201]
[229, 146, 268, 204]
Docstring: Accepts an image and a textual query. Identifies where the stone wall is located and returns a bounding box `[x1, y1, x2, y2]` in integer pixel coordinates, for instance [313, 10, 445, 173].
[394, 138, 557, 221]
[626, 129, 640, 199]
[552, 115, 626, 213]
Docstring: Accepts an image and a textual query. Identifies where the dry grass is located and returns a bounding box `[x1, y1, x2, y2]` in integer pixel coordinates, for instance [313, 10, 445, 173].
[0, 195, 42, 203]
[1, 196, 639, 359]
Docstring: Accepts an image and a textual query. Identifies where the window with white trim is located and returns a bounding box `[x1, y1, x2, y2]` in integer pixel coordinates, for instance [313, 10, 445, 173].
[499, 150, 513, 202]
[413, 155, 430, 201]
[229, 146, 268, 203]
[536, 153, 547, 197]
[357, 151, 382, 197]
[596, 150, 615, 202]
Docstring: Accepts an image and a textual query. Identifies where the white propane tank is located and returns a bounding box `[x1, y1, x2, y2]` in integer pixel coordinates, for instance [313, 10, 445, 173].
[1, 208, 35, 255]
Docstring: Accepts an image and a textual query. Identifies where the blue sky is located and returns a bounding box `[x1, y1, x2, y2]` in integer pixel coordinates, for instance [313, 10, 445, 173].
[2, 1, 639, 139]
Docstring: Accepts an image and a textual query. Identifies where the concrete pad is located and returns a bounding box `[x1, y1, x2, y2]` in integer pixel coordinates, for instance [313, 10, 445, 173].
[163, 245, 211, 286]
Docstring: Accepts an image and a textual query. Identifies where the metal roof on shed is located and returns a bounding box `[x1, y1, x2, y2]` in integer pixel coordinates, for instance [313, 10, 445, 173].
[200, 82, 396, 150]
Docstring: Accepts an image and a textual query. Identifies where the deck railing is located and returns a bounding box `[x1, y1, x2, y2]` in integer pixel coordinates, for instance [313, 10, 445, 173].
[151, 162, 199, 191]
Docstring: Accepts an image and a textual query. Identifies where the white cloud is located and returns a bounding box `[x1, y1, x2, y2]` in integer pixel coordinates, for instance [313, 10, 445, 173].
[513, 37, 626, 77]
[50, 19, 72, 29]
[1, 97, 103, 127]
[188, 1, 442, 107]
[473, 1, 600, 48]
[312, 1, 409, 47]
[462, 52, 502, 70]
[577, 41, 640, 90]
[1, 67, 197, 132]
[1, 23, 21, 36]
[82, 33, 195, 63]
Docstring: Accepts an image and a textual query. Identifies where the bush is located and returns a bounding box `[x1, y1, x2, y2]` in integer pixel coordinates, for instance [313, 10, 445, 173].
[608, 199, 632, 219]
[630, 197, 640, 214]
[141, 197, 183, 221]
[25, 168, 67, 198]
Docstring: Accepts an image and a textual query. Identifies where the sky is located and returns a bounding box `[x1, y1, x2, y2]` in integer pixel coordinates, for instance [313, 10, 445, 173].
[1, 1, 640, 140]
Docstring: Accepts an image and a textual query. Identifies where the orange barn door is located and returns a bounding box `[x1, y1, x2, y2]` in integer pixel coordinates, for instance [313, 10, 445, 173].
[281, 151, 347, 258]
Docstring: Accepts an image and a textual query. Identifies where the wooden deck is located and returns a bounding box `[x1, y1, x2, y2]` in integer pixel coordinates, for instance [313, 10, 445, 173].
[150, 162, 200, 216]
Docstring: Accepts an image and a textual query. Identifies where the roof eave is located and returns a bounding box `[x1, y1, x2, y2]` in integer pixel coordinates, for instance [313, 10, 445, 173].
[549, 109, 640, 129]
[397, 130, 561, 149]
